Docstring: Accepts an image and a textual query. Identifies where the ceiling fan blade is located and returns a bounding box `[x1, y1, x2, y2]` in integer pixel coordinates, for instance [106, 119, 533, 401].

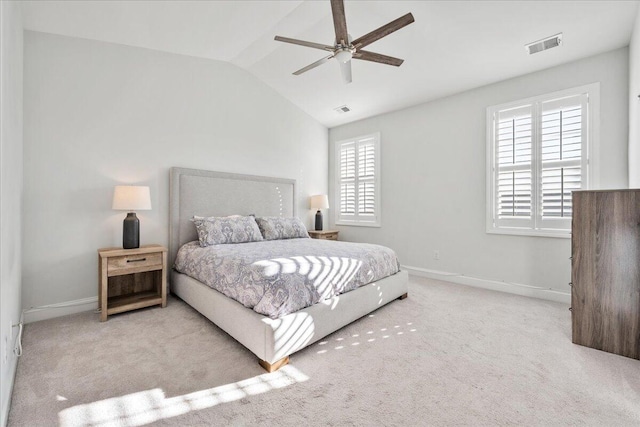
[293, 55, 334, 75]
[351, 13, 415, 50]
[353, 50, 404, 67]
[330, 0, 349, 45]
[339, 59, 352, 84]
[274, 36, 334, 52]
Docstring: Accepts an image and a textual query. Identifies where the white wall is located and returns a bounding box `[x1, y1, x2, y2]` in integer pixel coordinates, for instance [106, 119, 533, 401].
[0, 1, 23, 425]
[329, 48, 629, 297]
[23, 31, 328, 319]
[629, 7, 640, 188]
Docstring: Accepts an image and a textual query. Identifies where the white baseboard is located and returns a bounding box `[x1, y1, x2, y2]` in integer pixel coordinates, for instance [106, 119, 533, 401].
[402, 265, 571, 304]
[23, 296, 98, 324]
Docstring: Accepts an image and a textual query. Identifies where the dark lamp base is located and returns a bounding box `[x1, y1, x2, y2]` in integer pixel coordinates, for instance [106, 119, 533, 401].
[123, 212, 140, 249]
[315, 210, 323, 231]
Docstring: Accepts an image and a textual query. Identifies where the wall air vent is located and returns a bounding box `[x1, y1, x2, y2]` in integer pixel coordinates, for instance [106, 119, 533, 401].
[525, 33, 562, 55]
[334, 105, 351, 114]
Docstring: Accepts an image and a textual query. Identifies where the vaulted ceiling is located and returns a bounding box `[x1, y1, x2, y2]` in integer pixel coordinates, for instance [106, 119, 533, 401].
[22, 1, 639, 127]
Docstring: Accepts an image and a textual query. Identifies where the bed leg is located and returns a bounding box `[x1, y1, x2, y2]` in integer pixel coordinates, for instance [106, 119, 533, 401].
[398, 293, 408, 300]
[259, 356, 290, 373]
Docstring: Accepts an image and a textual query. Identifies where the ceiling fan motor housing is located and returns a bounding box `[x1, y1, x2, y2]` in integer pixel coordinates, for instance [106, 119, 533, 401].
[335, 34, 353, 48]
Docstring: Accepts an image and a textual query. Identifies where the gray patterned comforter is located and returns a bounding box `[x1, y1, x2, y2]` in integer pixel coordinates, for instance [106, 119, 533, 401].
[174, 238, 400, 318]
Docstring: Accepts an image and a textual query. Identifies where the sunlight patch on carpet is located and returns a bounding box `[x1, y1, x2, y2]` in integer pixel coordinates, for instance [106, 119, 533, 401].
[315, 322, 416, 354]
[58, 365, 309, 427]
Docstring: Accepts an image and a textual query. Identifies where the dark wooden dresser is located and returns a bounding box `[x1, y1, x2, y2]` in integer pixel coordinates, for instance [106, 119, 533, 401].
[571, 189, 640, 359]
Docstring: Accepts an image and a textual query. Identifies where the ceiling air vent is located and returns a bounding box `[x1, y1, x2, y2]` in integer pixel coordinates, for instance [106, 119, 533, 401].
[334, 105, 351, 114]
[525, 33, 562, 55]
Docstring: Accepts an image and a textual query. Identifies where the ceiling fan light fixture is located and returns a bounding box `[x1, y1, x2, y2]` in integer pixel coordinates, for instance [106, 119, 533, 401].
[335, 49, 353, 63]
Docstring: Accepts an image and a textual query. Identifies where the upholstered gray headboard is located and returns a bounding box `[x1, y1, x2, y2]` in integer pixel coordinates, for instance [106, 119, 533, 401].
[169, 167, 296, 269]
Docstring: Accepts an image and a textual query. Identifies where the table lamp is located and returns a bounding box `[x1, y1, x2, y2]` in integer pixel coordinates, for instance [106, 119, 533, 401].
[310, 194, 329, 231]
[112, 185, 151, 249]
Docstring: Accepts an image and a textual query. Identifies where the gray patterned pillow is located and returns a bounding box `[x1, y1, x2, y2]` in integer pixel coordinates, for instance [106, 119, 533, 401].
[255, 217, 310, 240]
[192, 215, 263, 247]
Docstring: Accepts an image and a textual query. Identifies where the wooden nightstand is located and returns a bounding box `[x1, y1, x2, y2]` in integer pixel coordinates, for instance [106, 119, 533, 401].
[308, 230, 339, 241]
[98, 244, 167, 321]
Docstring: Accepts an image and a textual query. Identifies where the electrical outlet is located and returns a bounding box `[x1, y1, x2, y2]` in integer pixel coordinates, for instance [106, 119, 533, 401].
[433, 250, 440, 260]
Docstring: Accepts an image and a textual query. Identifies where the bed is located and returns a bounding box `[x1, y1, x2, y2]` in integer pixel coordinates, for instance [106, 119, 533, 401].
[169, 167, 409, 371]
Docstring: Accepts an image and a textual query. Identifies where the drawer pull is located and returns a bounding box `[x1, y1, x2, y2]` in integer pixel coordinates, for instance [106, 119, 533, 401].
[127, 258, 147, 263]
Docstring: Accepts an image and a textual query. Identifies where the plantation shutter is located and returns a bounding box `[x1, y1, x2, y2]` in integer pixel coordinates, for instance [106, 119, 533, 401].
[494, 105, 534, 229]
[339, 142, 356, 217]
[539, 94, 587, 229]
[358, 138, 376, 217]
[336, 134, 380, 226]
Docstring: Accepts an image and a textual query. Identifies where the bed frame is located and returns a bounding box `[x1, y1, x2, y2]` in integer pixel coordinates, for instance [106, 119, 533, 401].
[169, 167, 409, 371]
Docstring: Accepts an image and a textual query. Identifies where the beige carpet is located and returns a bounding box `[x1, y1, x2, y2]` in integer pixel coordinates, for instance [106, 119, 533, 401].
[8, 276, 640, 426]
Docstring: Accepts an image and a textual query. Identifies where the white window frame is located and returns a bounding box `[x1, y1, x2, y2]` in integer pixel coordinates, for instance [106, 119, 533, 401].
[486, 83, 600, 238]
[334, 132, 381, 227]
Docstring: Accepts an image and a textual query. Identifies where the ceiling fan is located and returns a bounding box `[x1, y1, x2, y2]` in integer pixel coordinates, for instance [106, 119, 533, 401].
[274, 0, 414, 84]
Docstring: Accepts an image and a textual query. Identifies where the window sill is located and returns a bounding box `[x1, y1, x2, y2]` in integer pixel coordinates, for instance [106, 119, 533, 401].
[335, 221, 381, 228]
[486, 228, 571, 239]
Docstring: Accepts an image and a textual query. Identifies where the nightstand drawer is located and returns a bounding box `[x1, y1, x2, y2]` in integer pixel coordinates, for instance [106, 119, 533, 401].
[108, 253, 163, 276]
[308, 230, 339, 240]
[317, 234, 338, 240]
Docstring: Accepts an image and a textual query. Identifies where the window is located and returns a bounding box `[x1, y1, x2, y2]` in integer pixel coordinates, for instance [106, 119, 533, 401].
[334, 133, 381, 227]
[486, 84, 599, 237]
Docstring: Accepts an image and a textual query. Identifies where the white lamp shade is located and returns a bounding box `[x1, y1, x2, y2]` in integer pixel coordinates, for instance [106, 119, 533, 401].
[112, 186, 152, 211]
[310, 194, 329, 210]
